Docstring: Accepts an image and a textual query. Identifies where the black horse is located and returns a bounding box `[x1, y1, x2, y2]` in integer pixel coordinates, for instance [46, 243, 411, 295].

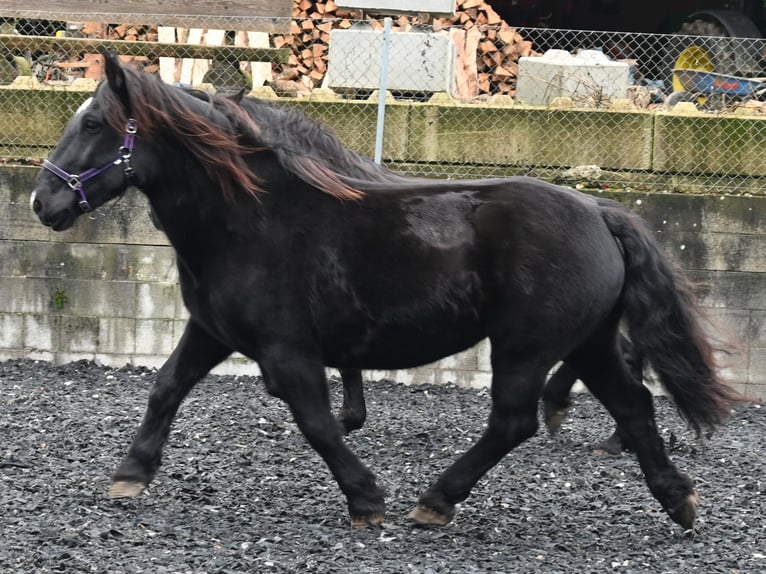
[30, 53, 738, 531]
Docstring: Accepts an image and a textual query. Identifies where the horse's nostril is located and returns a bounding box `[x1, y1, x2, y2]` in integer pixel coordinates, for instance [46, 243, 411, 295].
[32, 199, 42, 214]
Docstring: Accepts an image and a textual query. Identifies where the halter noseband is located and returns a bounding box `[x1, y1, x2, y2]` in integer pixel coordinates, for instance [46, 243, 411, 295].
[42, 118, 138, 212]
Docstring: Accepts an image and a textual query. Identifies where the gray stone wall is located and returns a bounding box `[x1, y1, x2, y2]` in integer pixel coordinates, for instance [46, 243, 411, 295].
[2, 166, 764, 398]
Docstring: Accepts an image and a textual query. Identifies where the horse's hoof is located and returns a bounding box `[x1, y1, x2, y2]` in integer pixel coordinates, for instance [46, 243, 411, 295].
[408, 504, 453, 526]
[668, 491, 700, 530]
[350, 513, 385, 529]
[108, 480, 146, 498]
[593, 439, 623, 456]
[544, 408, 569, 435]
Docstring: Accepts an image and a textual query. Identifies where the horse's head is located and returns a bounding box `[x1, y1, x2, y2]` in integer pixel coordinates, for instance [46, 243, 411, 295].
[30, 53, 137, 230]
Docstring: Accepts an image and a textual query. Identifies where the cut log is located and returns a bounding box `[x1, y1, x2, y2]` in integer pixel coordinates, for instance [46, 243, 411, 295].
[179, 28, 203, 84]
[158, 26, 177, 83]
[245, 31, 272, 87]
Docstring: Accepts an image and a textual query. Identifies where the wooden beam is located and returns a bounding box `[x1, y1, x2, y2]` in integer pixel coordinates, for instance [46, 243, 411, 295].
[0, 34, 289, 64]
[0, 1, 292, 33]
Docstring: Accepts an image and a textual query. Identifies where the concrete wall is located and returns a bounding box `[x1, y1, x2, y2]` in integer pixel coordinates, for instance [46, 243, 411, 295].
[6, 82, 766, 195]
[2, 166, 764, 398]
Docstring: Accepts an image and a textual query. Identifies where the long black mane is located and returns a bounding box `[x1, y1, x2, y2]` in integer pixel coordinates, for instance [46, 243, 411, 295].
[235, 96, 411, 187]
[99, 63, 412, 200]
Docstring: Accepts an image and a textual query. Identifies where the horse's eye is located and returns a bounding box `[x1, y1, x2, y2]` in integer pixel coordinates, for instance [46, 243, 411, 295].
[82, 117, 100, 132]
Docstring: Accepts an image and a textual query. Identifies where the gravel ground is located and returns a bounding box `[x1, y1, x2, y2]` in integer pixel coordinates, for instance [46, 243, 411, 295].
[1, 359, 764, 573]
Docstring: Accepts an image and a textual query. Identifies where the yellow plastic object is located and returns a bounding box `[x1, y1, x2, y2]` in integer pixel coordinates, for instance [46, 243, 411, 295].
[672, 45, 714, 92]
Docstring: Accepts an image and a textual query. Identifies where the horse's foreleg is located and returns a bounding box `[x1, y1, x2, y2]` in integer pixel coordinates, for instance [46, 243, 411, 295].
[410, 355, 546, 526]
[109, 319, 232, 498]
[569, 335, 699, 530]
[259, 347, 385, 527]
[337, 368, 366, 434]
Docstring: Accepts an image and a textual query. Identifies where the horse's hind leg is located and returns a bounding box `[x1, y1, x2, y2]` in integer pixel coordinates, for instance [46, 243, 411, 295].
[546, 334, 643, 455]
[337, 368, 366, 434]
[542, 362, 579, 434]
[544, 362, 627, 455]
[593, 341, 644, 455]
[109, 319, 232, 498]
[568, 332, 699, 529]
[410, 352, 546, 526]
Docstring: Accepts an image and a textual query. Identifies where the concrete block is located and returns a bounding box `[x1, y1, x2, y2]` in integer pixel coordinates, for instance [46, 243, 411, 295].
[749, 311, 766, 346]
[55, 190, 168, 246]
[58, 315, 99, 353]
[748, 348, 766, 385]
[516, 50, 631, 107]
[626, 192, 705, 233]
[408, 105, 653, 170]
[476, 340, 491, 373]
[654, 114, 766, 177]
[55, 279, 137, 318]
[719, 360, 750, 390]
[697, 233, 766, 273]
[0, 277, 53, 314]
[437, 347, 479, 371]
[97, 317, 136, 355]
[0, 169, 51, 242]
[700, 195, 766, 234]
[99, 244, 177, 283]
[0, 241, 34, 277]
[24, 314, 57, 352]
[708, 272, 766, 311]
[336, 0, 455, 15]
[704, 308, 751, 346]
[135, 319, 176, 356]
[0, 241, 94, 280]
[0, 313, 23, 348]
[24, 350, 55, 362]
[172, 319, 190, 342]
[136, 283, 180, 320]
[53, 243, 105, 280]
[689, 270, 763, 310]
[327, 28, 455, 94]
[285, 99, 409, 162]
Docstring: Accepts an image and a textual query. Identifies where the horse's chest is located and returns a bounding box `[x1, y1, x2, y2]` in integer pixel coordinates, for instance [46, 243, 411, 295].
[176, 264, 254, 343]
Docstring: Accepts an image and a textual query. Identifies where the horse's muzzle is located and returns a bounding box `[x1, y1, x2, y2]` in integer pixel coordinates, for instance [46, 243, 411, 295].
[29, 189, 77, 231]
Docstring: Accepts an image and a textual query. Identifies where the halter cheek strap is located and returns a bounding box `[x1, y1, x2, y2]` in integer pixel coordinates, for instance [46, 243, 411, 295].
[42, 118, 138, 213]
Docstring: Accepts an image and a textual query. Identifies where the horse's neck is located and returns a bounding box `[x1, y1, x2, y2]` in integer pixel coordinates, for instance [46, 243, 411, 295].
[143, 178, 225, 250]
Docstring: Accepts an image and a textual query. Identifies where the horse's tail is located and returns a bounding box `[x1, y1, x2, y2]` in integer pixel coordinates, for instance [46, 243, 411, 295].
[597, 199, 740, 434]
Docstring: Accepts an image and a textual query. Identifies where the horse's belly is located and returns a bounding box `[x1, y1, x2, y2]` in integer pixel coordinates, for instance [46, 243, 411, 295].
[321, 319, 485, 370]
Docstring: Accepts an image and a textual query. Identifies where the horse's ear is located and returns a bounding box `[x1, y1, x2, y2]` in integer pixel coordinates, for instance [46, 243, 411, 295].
[227, 89, 246, 104]
[103, 51, 133, 115]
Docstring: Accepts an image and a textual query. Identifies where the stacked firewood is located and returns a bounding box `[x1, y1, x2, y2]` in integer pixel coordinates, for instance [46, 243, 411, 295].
[54, 22, 159, 80]
[97, 23, 159, 42]
[276, 0, 537, 97]
[53, 2, 537, 97]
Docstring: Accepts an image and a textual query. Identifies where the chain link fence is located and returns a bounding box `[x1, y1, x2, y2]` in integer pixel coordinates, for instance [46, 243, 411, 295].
[3, 10, 766, 194]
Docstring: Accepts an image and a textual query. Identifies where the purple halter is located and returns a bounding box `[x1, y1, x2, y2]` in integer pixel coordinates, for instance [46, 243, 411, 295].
[42, 118, 138, 212]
